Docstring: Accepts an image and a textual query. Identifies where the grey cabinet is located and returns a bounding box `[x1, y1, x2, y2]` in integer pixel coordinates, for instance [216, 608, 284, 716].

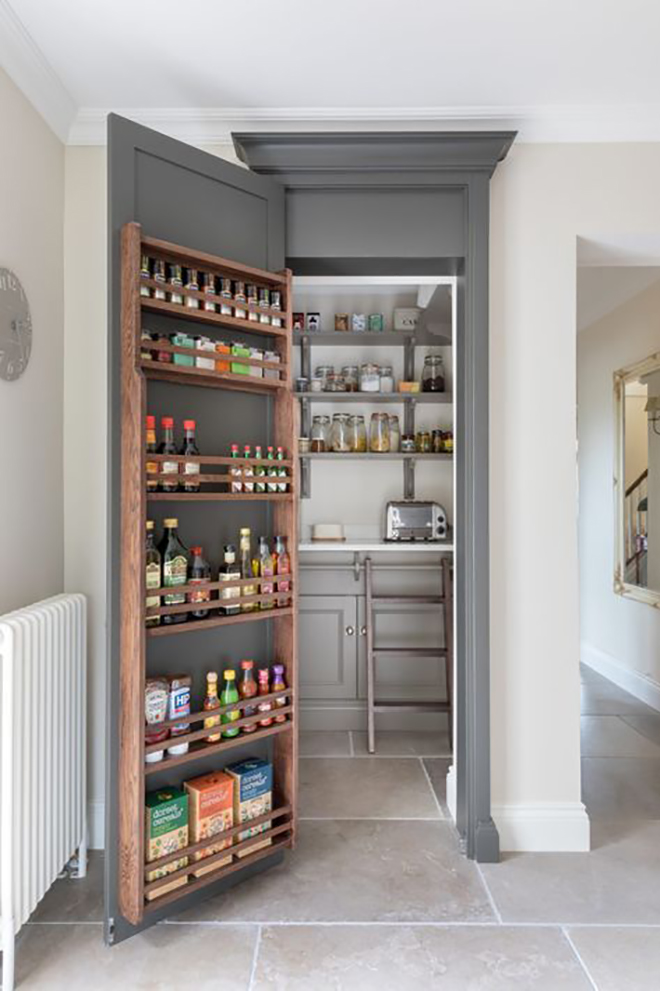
[299, 596, 358, 700]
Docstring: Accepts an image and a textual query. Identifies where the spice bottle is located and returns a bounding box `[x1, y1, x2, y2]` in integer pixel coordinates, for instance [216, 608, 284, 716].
[257, 668, 273, 727]
[140, 254, 151, 297]
[219, 544, 241, 615]
[258, 536, 275, 610]
[276, 447, 288, 492]
[145, 521, 161, 628]
[242, 445, 254, 493]
[239, 660, 258, 734]
[202, 272, 217, 312]
[254, 445, 266, 493]
[246, 284, 259, 321]
[153, 259, 167, 300]
[271, 665, 287, 723]
[180, 419, 200, 492]
[166, 674, 192, 757]
[146, 415, 159, 492]
[220, 669, 240, 738]
[219, 277, 233, 316]
[159, 518, 188, 624]
[188, 546, 211, 619]
[168, 263, 184, 305]
[184, 268, 200, 309]
[270, 290, 282, 327]
[230, 443, 243, 493]
[274, 535, 291, 606]
[233, 280, 247, 318]
[239, 528, 257, 612]
[159, 417, 179, 492]
[266, 446, 278, 492]
[203, 671, 221, 742]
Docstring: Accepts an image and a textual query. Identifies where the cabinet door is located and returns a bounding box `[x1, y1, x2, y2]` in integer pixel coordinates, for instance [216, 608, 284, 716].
[299, 597, 358, 700]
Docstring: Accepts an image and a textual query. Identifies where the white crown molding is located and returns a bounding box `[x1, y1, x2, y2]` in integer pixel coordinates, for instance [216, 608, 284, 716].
[0, 0, 76, 142]
[69, 104, 660, 147]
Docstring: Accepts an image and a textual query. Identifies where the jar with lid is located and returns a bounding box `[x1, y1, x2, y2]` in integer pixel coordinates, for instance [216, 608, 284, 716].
[315, 365, 334, 390]
[422, 353, 446, 393]
[325, 371, 341, 392]
[348, 414, 367, 452]
[311, 415, 331, 452]
[370, 413, 391, 453]
[416, 431, 432, 453]
[331, 413, 351, 452]
[401, 434, 416, 453]
[360, 362, 381, 393]
[388, 415, 401, 452]
[341, 365, 360, 392]
[379, 365, 395, 393]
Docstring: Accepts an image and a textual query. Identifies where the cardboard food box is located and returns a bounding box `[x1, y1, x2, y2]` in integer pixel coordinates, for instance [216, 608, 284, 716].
[226, 757, 273, 857]
[145, 788, 189, 901]
[230, 343, 251, 375]
[185, 770, 234, 877]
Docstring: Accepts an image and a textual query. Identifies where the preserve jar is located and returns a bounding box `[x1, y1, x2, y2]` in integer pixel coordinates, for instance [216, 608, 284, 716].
[416, 431, 432, 453]
[341, 365, 360, 392]
[315, 365, 334, 390]
[379, 365, 395, 393]
[348, 415, 367, 452]
[370, 413, 390, 453]
[331, 414, 351, 452]
[360, 363, 381, 393]
[422, 353, 445, 392]
[401, 434, 416, 453]
[311, 415, 331, 452]
[388, 415, 401, 452]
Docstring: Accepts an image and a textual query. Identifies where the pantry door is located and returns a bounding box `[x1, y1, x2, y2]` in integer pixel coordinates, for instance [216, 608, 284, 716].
[106, 114, 286, 944]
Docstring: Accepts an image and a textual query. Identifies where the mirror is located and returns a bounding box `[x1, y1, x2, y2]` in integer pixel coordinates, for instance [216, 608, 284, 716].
[614, 351, 660, 605]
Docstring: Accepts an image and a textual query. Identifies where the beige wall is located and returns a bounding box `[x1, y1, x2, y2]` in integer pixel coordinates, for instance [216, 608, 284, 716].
[0, 68, 64, 615]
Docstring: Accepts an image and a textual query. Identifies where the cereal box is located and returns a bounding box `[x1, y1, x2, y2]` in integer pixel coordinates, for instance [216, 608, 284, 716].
[226, 757, 273, 857]
[145, 788, 189, 901]
[185, 770, 234, 877]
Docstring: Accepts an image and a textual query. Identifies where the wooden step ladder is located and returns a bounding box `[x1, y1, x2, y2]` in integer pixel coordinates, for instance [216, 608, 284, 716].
[365, 555, 453, 754]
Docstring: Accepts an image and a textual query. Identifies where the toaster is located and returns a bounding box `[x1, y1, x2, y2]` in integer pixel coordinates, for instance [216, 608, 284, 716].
[385, 500, 448, 542]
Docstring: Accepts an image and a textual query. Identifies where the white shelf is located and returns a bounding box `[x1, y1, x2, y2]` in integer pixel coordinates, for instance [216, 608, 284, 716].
[299, 540, 454, 554]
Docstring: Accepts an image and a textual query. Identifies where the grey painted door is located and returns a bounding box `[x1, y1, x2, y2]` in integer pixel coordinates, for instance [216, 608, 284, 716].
[299, 596, 358, 700]
[106, 115, 285, 944]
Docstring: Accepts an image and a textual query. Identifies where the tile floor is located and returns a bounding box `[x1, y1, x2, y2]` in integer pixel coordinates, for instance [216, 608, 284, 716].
[9, 664, 660, 989]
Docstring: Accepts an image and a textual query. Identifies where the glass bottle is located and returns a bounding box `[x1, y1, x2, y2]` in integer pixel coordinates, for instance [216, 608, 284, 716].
[159, 518, 188, 624]
[158, 417, 179, 493]
[270, 290, 283, 327]
[233, 280, 247, 318]
[220, 670, 240, 738]
[271, 665, 287, 723]
[168, 263, 184, 305]
[422, 354, 445, 393]
[311, 416, 327, 453]
[341, 365, 360, 392]
[230, 443, 242, 493]
[266, 446, 278, 492]
[388, 415, 401, 452]
[145, 520, 161, 628]
[254, 445, 266, 493]
[239, 660, 258, 734]
[257, 668, 273, 727]
[184, 268, 200, 309]
[188, 546, 211, 619]
[370, 413, 391, 453]
[379, 365, 394, 393]
[219, 276, 233, 316]
[258, 536, 275, 610]
[276, 446, 288, 492]
[202, 272, 217, 312]
[331, 413, 351, 453]
[219, 544, 241, 615]
[239, 527, 257, 612]
[258, 286, 271, 324]
[274, 535, 291, 606]
[242, 445, 254, 493]
[348, 415, 367, 453]
[180, 419, 200, 492]
[246, 283, 259, 321]
[146, 415, 158, 492]
[360, 363, 380, 393]
[153, 259, 167, 300]
[203, 671, 221, 743]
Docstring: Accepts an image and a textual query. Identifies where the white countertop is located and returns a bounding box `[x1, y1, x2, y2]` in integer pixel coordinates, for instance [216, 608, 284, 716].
[299, 540, 454, 553]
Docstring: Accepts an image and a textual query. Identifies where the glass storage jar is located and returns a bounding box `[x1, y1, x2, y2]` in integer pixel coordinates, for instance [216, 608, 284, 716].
[388, 415, 401, 452]
[379, 365, 395, 393]
[341, 365, 360, 392]
[315, 365, 334, 390]
[401, 434, 416, 453]
[311, 415, 331, 452]
[331, 413, 351, 452]
[370, 412, 391, 453]
[348, 414, 367, 452]
[421, 353, 445, 393]
[360, 362, 381, 393]
[416, 430, 432, 453]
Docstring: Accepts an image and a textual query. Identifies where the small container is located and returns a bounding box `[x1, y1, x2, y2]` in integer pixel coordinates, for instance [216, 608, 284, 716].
[184, 269, 200, 309]
[155, 332, 172, 363]
[416, 431, 432, 453]
[401, 434, 416, 453]
[171, 332, 195, 367]
[335, 313, 349, 332]
[379, 365, 394, 393]
[331, 413, 351, 453]
[298, 437, 311, 454]
[432, 429, 444, 454]
[341, 365, 360, 392]
[141, 330, 156, 361]
[306, 312, 321, 333]
[270, 290, 283, 327]
[360, 363, 380, 393]
[325, 371, 341, 392]
[246, 284, 259, 322]
[422, 353, 446, 393]
[219, 277, 234, 317]
[231, 344, 251, 375]
[195, 336, 216, 371]
[352, 313, 367, 332]
[258, 286, 271, 325]
[292, 312, 305, 331]
[370, 413, 390, 453]
[310, 377, 323, 393]
[215, 340, 230, 373]
[348, 414, 367, 453]
[296, 377, 309, 393]
[444, 430, 454, 453]
[263, 349, 281, 382]
[315, 365, 334, 390]
[369, 313, 384, 332]
[249, 347, 264, 379]
[311, 415, 331, 452]
[233, 281, 247, 321]
[202, 273, 217, 312]
[389, 415, 401, 452]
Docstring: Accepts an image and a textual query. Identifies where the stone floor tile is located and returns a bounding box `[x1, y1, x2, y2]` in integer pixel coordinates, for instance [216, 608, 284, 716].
[299, 731, 352, 757]
[299, 757, 440, 819]
[567, 926, 660, 991]
[581, 715, 660, 758]
[620, 712, 660, 748]
[30, 851, 104, 923]
[352, 730, 451, 758]
[421, 758, 451, 813]
[582, 756, 660, 819]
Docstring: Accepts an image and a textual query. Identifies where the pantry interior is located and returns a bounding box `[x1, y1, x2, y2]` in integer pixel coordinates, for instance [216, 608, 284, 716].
[107, 116, 512, 944]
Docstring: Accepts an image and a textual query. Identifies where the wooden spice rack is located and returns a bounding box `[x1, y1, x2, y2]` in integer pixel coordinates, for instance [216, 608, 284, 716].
[119, 221, 298, 925]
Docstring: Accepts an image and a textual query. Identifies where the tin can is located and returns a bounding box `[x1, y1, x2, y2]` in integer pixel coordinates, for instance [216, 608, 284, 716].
[368, 313, 384, 332]
[335, 313, 349, 332]
[352, 313, 367, 332]
[293, 312, 305, 331]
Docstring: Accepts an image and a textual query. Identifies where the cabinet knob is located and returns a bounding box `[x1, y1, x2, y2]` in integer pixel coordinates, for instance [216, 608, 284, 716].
[359, 626, 367, 636]
[345, 625, 355, 636]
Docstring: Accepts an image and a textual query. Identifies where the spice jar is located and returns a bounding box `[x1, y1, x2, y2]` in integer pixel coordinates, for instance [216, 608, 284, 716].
[311, 415, 331, 452]
[360, 362, 381, 393]
[348, 415, 367, 453]
[432, 429, 444, 454]
[341, 365, 360, 392]
[315, 365, 334, 390]
[370, 413, 391, 453]
[401, 434, 416, 453]
[389, 415, 401, 452]
[422, 353, 446, 392]
[325, 371, 341, 392]
[379, 365, 394, 393]
[416, 431, 432, 453]
[335, 313, 349, 332]
[331, 413, 351, 453]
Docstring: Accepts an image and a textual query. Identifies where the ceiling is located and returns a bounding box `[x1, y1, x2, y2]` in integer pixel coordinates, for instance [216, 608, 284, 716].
[3, 0, 660, 144]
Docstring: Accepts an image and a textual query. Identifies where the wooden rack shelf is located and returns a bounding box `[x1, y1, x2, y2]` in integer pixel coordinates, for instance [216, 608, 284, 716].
[143, 296, 289, 340]
[147, 606, 294, 639]
[146, 452, 293, 498]
[141, 359, 286, 394]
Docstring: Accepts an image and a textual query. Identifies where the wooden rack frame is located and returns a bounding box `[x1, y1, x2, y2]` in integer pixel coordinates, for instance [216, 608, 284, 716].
[118, 221, 298, 926]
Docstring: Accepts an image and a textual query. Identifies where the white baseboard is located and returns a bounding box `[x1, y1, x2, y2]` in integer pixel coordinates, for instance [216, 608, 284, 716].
[581, 641, 660, 713]
[492, 802, 590, 852]
[446, 763, 456, 822]
[87, 799, 105, 850]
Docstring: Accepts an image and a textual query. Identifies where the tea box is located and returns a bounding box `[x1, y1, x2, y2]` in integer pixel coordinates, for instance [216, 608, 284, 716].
[226, 757, 272, 857]
[171, 332, 195, 366]
[145, 787, 189, 901]
[185, 770, 234, 877]
[230, 343, 251, 375]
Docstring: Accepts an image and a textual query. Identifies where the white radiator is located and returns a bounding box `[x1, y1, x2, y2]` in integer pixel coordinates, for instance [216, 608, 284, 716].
[0, 594, 87, 991]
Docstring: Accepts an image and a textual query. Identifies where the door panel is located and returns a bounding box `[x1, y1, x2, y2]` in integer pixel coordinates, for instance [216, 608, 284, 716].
[299, 596, 357, 700]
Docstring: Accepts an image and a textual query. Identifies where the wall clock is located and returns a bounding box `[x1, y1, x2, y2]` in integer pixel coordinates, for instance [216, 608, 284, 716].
[0, 268, 32, 381]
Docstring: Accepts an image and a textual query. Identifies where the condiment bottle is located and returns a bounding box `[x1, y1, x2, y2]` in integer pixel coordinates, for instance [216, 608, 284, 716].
[203, 671, 221, 742]
[158, 417, 179, 492]
[274, 535, 291, 606]
[220, 669, 240, 738]
[276, 447, 288, 492]
[145, 677, 169, 763]
[243, 445, 254, 493]
[140, 254, 152, 297]
[168, 263, 184, 305]
[185, 268, 200, 309]
[145, 521, 161, 628]
[257, 668, 273, 727]
[258, 536, 275, 610]
[254, 445, 266, 493]
[266, 446, 278, 492]
[219, 544, 241, 615]
[166, 674, 192, 756]
[188, 546, 211, 619]
[230, 443, 242, 493]
[239, 660, 258, 734]
[180, 419, 200, 492]
[202, 272, 217, 312]
[153, 259, 167, 300]
[271, 665, 287, 724]
[146, 415, 159, 492]
[239, 527, 257, 612]
[159, 518, 188, 624]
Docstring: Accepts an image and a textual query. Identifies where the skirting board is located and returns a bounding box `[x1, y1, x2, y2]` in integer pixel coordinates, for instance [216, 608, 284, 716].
[492, 802, 590, 852]
[446, 763, 457, 822]
[581, 641, 660, 713]
[300, 702, 448, 732]
[88, 799, 105, 850]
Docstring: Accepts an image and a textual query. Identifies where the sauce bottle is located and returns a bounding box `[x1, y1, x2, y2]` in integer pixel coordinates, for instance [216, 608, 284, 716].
[220, 669, 240, 738]
[257, 668, 273, 727]
[239, 527, 257, 612]
[146, 415, 158, 492]
[271, 665, 287, 724]
[239, 660, 258, 734]
[180, 419, 200, 492]
[159, 518, 188, 624]
[203, 671, 221, 742]
[145, 520, 161, 628]
[188, 546, 211, 619]
[258, 537, 275, 610]
[219, 544, 241, 615]
[159, 417, 179, 493]
[274, 535, 291, 606]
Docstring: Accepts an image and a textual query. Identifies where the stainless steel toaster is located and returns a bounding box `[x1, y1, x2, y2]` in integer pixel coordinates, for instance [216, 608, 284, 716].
[385, 500, 448, 542]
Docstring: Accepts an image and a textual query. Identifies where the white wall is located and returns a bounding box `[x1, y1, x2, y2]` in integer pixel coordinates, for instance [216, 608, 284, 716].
[578, 276, 660, 700]
[0, 68, 64, 615]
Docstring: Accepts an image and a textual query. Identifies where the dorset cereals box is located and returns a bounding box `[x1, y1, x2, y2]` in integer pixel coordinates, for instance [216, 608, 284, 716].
[226, 757, 272, 856]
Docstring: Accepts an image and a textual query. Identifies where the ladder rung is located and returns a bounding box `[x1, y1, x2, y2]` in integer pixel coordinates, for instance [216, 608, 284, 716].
[372, 647, 448, 657]
[372, 596, 445, 605]
[373, 701, 451, 713]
